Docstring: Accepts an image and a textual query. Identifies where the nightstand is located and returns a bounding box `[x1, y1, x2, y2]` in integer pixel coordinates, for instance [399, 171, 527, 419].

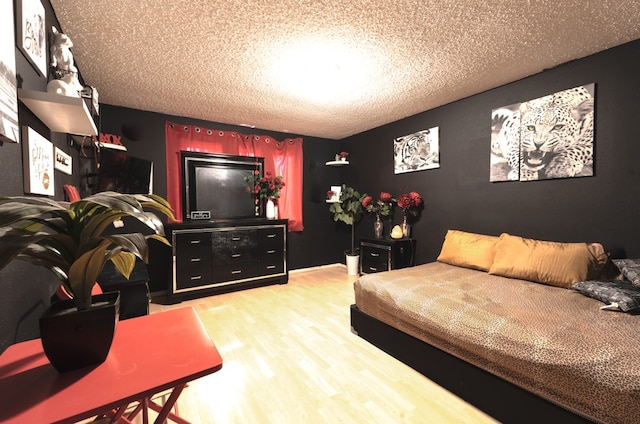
[360, 237, 416, 274]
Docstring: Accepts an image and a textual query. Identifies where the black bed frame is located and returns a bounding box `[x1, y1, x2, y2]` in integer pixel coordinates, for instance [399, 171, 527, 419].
[350, 305, 595, 424]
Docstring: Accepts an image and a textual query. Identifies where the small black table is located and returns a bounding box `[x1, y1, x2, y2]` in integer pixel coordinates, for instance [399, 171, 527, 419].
[360, 237, 416, 274]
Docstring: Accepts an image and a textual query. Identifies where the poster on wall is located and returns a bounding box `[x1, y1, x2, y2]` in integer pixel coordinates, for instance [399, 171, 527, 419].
[0, 0, 19, 143]
[393, 127, 440, 174]
[490, 83, 595, 182]
[17, 0, 47, 77]
[23, 127, 55, 195]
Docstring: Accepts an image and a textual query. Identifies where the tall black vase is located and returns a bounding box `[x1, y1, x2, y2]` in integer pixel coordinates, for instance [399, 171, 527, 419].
[39, 291, 120, 372]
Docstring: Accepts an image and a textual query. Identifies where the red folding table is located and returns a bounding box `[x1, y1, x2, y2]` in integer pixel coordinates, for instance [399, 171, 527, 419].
[0, 307, 223, 424]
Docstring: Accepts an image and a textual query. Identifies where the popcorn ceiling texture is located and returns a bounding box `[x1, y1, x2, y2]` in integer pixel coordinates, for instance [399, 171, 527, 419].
[49, 0, 640, 140]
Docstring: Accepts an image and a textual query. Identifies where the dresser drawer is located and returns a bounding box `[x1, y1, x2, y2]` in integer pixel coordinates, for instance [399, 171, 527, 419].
[258, 261, 285, 275]
[175, 264, 212, 290]
[212, 263, 258, 282]
[258, 227, 284, 249]
[361, 244, 391, 273]
[174, 232, 211, 256]
[212, 229, 258, 264]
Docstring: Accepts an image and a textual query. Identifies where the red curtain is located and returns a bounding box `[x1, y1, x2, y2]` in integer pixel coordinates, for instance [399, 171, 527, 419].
[165, 121, 304, 231]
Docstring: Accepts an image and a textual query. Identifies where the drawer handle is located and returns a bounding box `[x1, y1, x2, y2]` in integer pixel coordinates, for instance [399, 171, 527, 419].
[190, 258, 201, 262]
[190, 240, 201, 244]
[369, 267, 378, 271]
[370, 252, 380, 257]
[267, 234, 276, 238]
[267, 249, 276, 254]
[266, 265, 276, 269]
[190, 275, 202, 280]
[231, 236, 241, 241]
[231, 270, 242, 275]
[231, 253, 242, 258]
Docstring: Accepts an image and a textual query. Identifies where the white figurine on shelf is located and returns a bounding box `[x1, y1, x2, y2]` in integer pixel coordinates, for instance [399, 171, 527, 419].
[47, 27, 84, 97]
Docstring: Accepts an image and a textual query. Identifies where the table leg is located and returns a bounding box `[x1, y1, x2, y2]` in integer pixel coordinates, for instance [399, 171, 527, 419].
[147, 384, 190, 424]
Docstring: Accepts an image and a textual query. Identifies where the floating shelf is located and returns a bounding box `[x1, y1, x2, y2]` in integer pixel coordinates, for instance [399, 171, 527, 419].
[70, 135, 128, 152]
[18, 89, 98, 136]
[325, 160, 349, 166]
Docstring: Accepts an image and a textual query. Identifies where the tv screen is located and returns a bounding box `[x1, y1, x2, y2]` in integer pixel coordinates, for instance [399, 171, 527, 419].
[181, 152, 263, 221]
[97, 149, 153, 194]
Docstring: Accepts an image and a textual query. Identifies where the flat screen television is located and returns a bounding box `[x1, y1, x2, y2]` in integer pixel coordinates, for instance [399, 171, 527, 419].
[97, 149, 153, 194]
[181, 151, 263, 221]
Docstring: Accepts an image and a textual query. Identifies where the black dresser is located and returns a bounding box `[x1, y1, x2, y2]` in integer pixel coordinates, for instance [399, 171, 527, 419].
[359, 237, 416, 274]
[149, 219, 288, 302]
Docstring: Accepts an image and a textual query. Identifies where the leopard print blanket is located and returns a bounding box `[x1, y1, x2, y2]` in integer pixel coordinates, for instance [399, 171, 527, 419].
[355, 262, 640, 423]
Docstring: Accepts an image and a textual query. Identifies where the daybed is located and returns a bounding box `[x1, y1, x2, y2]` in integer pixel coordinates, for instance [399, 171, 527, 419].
[350, 230, 640, 424]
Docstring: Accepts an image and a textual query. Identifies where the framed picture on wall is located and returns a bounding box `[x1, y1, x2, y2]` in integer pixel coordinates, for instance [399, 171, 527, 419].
[17, 0, 47, 77]
[23, 127, 55, 195]
[54, 147, 72, 175]
[490, 83, 595, 182]
[393, 127, 440, 174]
[0, 0, 19, 143]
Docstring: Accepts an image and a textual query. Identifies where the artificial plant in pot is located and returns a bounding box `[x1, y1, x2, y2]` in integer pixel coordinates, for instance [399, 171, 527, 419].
[0, 191, 174, 371]
[329, 185, 365, 275]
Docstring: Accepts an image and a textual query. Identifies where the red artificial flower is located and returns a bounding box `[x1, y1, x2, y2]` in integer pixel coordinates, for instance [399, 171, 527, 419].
[339, 151, 349, 158]
[396, 194, 412, 209]
[395, 191, 424, 216]
[362, 195, 374, 208]
[380, 192, 392, 202]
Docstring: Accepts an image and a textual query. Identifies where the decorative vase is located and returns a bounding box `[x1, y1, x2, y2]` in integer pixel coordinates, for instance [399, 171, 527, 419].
[265, 198, 276, 219]
[39, 291, 120, 372]
[402, 214, 411, 238]
[374, 214, 384, 238]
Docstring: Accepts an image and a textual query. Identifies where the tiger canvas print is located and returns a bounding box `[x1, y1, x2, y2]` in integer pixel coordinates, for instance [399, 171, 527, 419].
[394, 127, 440, 174]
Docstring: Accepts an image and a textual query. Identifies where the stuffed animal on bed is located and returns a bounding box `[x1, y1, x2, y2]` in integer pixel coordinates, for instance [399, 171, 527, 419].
[47, 27, 83, 97]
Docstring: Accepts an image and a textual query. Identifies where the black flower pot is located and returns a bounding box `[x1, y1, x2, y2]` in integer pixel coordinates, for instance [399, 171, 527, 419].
[39, 291, 120, 372]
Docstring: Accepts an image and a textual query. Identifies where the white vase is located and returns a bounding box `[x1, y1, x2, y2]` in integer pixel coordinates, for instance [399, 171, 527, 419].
[346, 254, 360, 276]
[265, 198, 276, 219]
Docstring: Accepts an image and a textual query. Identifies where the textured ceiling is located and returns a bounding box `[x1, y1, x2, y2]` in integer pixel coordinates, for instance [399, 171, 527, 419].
[49, 0, 640, 140]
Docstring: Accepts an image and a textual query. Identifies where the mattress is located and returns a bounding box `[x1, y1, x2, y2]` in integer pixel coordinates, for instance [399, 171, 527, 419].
[354, 261, 640, 424]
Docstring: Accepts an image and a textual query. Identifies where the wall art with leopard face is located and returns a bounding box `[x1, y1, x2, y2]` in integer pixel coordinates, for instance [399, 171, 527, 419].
[490, 83, 595, 182]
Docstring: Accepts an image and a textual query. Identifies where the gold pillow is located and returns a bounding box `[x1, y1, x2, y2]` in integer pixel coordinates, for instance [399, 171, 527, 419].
[489, 233, 600, 288]
[437, 230, 499, 271]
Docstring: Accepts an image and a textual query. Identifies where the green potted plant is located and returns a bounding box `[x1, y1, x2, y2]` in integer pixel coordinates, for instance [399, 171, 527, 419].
[0, 191, 174, 371]
[329, 185, 365, 275]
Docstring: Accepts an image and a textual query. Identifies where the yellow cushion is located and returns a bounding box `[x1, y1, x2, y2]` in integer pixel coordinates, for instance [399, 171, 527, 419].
[488, 233, 601, 288]
[437, 230, 500, 271]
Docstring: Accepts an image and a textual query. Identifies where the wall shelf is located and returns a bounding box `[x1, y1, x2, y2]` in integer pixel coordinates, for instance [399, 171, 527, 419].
[18, 89, 98, 136]
[325, 160, 349, 166]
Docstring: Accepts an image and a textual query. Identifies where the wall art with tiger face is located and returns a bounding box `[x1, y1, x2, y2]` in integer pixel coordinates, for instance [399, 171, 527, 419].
[394, 127, 440, 174]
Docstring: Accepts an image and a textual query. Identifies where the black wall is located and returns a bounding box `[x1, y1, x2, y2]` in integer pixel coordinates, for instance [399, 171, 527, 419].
[98, 105, 346, 271]
[0, 0, 86, 352]
[344, 39, 640, 264]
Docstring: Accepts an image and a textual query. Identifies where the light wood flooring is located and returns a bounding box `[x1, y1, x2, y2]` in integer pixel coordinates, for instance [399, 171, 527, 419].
[149, 265, 498, 423]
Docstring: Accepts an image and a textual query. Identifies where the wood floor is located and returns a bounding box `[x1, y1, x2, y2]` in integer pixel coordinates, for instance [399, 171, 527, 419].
[149, 265, 498, 423]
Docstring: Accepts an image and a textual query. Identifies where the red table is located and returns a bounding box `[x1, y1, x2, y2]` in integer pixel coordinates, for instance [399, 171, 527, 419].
[0, 307, 223, 424]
